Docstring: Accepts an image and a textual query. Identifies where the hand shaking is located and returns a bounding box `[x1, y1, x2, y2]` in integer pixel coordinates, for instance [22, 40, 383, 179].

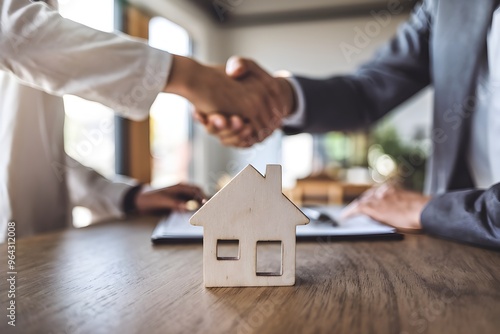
[169, 56, 297, 147]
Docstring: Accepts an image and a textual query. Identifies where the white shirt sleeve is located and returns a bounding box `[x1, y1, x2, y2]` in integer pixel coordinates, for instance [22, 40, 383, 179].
[0, 0, 171, 121]
[65, 155, 137, 222]
[281, 76, 307, 128]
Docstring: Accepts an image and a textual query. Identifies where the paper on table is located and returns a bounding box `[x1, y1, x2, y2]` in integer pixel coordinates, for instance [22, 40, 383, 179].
[151, 206, 395, 241]
[296, 206, 395, 236]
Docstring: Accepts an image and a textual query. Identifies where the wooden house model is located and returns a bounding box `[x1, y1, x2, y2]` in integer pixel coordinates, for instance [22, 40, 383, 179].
[190, 165, 309, 287]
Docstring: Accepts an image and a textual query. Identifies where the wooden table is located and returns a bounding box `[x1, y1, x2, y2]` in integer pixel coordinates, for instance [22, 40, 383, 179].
[1, 218, 500, 334]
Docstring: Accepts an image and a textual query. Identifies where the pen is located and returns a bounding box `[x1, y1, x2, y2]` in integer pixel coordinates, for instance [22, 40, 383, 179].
[301, 207, 339, 227]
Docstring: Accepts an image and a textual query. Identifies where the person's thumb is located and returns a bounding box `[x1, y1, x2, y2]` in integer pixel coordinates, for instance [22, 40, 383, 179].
[226, 56, 249, 78]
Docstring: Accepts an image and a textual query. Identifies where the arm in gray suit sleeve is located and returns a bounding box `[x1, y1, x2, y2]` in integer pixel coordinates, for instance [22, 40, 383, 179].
[286, 0, 433, 134]
[421, 185, 500, 249]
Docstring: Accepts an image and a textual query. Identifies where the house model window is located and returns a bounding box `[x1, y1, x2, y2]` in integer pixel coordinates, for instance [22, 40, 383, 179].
[191, 165, 309, 287]
[216, 240, 240, 260]
[256, 241, 283, 277]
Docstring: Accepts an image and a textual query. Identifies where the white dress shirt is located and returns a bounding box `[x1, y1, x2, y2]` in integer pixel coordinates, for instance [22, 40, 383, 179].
[281, 77, 306, 127]
[0, 0, 172, 241]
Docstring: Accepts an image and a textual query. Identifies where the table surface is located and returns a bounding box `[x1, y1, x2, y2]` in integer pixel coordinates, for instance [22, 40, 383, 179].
[1, 218, 500, 334]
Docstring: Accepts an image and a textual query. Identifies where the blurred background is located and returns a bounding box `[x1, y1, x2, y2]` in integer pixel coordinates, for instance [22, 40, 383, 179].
[60, 0, 433, 224]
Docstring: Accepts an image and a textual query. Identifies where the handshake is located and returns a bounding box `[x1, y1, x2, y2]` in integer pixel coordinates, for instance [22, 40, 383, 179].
[164, 55, 297, 148]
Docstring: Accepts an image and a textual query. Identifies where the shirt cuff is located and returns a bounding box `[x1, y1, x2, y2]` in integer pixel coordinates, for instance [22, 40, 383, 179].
[279, 76, 306, 128]
[122, 184, 144, 214]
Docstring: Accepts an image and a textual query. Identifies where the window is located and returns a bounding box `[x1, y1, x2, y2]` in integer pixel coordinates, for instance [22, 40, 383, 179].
[256, 241, 283, 276]
[60, 0, 116, 178]
[59, 0, 115, 227]
[282, 132, 370, 187]
[282, 133, 314, 187]
[148, 18, 192, 187]
[216, 240, 240, 260]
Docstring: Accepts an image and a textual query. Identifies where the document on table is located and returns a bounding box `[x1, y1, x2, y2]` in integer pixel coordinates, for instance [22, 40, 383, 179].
[151, 206, 399, 243]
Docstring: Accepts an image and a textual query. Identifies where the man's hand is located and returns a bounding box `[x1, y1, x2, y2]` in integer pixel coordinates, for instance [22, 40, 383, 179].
[165, 55, 286, 139]
[194, 56, 297, 146]
[194, 113, 256, 148]
[342, 184, 431, 233]
[134, 183, 206, 215]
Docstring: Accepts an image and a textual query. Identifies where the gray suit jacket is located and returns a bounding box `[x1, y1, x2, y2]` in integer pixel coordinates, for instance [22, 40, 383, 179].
[290, 0, 500, 249]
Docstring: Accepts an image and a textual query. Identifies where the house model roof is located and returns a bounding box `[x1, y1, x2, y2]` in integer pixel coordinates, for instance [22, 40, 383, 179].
[190, 165, 309, 229]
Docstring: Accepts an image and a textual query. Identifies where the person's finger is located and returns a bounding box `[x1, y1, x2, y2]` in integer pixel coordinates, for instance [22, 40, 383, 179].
[203, 114, 230, 135]
[226, 56, 250, 78]
[193, 110, 208, 126]
[215, 117, 254, 145]
[136, 192, 188, 213]
[180, 184, 207, 200]
[169, 184, 207, 201]
[357, 187, 378, 202]
[208, 114, 229, 130]
[195, 111, 237, 138]
[207, 121, 246, 144]
[374, 183, 394, 199]
[221, 132, 255, 147]
[229, 115, 245, 131]
[216, 129, 243, 139]
[236, 124, 255, 141]
[220, 137, 250, 148]
[214, 115, 246, 137]
[341, 200, 362, 219]
[202, 114, 254, 147]
[221, 125, 256, 147]
[215, 126, 251, 142]
[155, 196, 189, 212]
[204, 121, 219, 135]
[341, 200, 378, 220]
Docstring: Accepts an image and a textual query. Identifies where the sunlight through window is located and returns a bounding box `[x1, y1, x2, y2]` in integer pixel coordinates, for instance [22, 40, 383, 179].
[149, 17, 192, 187]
